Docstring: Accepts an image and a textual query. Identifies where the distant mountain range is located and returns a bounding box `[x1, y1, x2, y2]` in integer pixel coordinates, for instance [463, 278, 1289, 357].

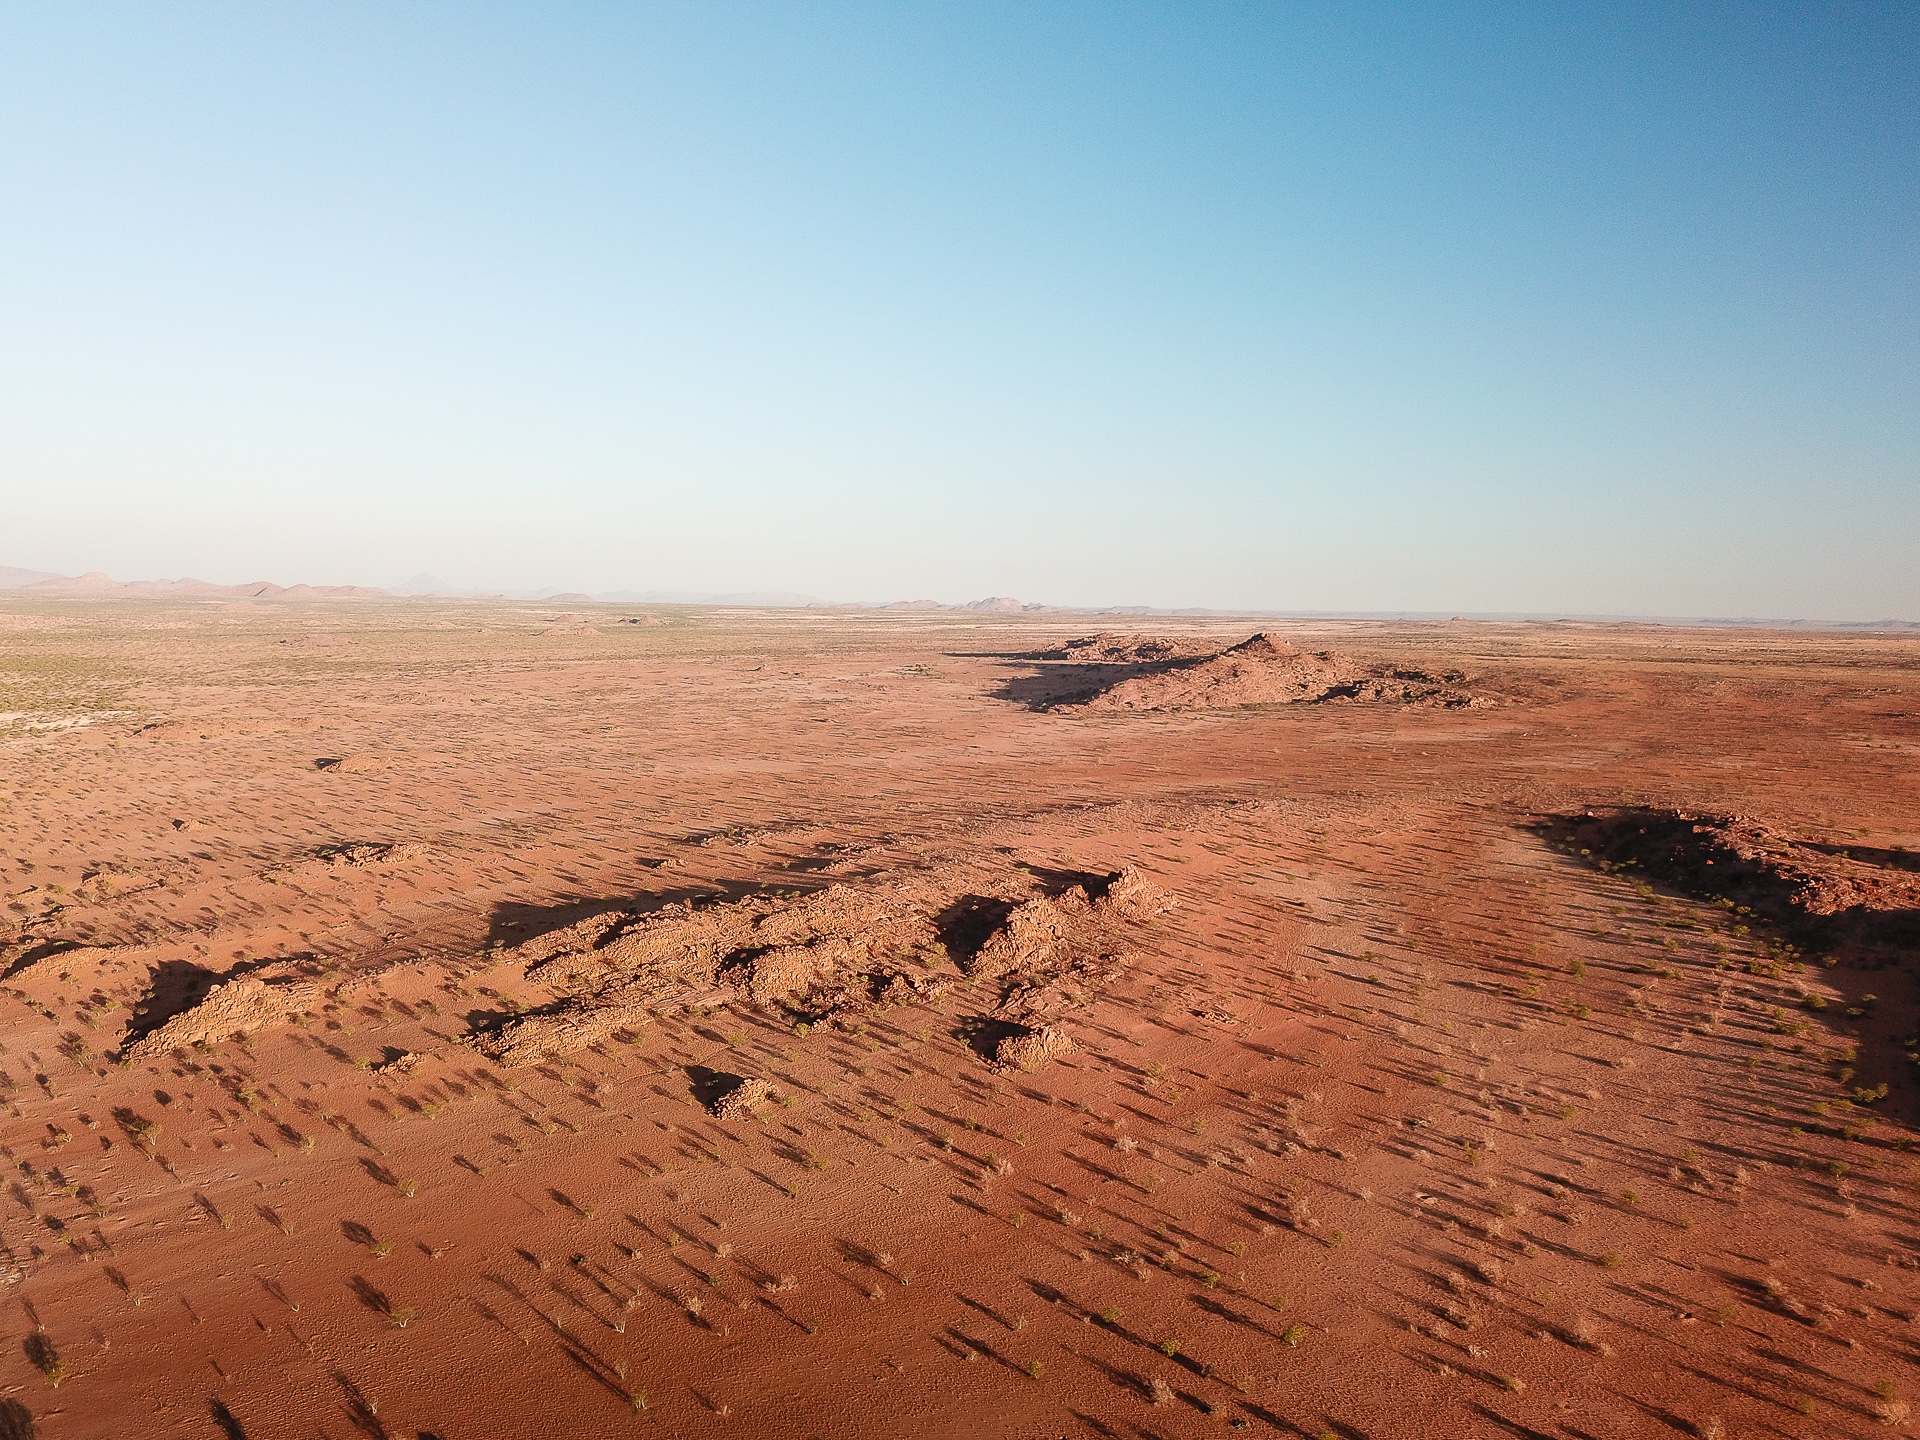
[386, 573, 825, 605]
[0, 569, 1304, 616]
[0, 568, 387, 599]
[0, 567, 803, 604]
[1, 564, 1914, 628]
[0, 564, 72, 587]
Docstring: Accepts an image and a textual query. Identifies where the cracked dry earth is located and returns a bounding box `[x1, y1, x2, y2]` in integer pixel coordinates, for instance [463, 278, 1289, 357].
[0, 600, 1918, 1440]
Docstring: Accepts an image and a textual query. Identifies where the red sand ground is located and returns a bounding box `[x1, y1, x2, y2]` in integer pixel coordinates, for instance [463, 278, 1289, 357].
[0, 600, 1917, 1440]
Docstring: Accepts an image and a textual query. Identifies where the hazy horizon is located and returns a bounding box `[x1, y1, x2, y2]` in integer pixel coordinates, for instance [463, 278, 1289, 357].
[9, 558, 1920, 625]
[5, 4, 1916, 619]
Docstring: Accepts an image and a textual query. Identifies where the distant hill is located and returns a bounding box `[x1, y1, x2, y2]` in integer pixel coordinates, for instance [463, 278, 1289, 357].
[3, 564, 1912, 627]
[593, 589, 819, 605]
[0, 568, 389, 599]
[390, 572, 486, 597]
[0, 564, 67, 588]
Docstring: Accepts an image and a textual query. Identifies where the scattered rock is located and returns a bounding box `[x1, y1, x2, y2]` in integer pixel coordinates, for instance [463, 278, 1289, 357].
[1096, 866, 1171, 920]
[710, 1076, 775, 1119]
[965, 897, 1071, 981]
[1550, 808, 1920, 958]
[535, 613, 599, 637]
[1016, 632, 1495, 712]
[2, 940, 142, 980]
[474, 858, 1175, 1065]
[133, 717, 249, 739]
[316, 754, 390, 773]
[1040, 634, 1216, 664]
[313, 841, 423, 868]
[1072, 634, 1490, 713]
[992, 1024, 1077, 1073]
[121, 969, 321, 1060]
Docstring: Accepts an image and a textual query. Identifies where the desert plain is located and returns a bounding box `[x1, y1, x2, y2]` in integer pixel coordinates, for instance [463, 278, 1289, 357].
[0, 598, 1916, 1440]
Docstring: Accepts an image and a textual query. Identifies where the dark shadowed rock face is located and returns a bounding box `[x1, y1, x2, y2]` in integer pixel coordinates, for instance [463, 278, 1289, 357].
[1546, 807, 1920, 958]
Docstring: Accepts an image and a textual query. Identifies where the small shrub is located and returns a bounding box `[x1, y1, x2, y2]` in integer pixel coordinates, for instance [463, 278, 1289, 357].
[24, 1332, 63, 1386]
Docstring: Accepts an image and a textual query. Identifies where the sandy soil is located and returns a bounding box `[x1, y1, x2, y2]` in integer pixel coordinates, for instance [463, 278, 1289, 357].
[0, 599, 1917, 1440]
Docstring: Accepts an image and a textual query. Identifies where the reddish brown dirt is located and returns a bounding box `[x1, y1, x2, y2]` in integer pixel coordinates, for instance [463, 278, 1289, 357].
[0, 601, 1918, 1439]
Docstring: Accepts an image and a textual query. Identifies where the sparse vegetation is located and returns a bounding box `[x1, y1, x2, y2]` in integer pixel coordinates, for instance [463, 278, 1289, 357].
[1, 603, 1910, 1439]
[24, 1333, 63, 1387]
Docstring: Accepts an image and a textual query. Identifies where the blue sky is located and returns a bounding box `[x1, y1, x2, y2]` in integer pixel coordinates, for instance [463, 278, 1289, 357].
[3, 2, 1915, 615]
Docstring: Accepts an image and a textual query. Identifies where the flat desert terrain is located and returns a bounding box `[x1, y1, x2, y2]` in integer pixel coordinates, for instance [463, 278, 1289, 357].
[0, 600, 1916, 1440]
